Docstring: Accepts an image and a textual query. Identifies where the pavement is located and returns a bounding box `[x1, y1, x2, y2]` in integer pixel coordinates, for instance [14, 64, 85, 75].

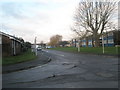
[2, 51, 51, 73]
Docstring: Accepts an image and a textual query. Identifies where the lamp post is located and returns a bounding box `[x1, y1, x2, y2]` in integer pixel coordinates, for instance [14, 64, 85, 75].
[34, 37, 37, 56]
[78, 39, 80, 52]
[102, 33, 105, 54]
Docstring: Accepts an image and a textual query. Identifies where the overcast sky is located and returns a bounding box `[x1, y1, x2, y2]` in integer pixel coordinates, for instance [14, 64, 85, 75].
[0, 0, 80, 43]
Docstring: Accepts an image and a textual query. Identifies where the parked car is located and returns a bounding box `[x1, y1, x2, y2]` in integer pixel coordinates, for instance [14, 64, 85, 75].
[37, 47, 42, 51]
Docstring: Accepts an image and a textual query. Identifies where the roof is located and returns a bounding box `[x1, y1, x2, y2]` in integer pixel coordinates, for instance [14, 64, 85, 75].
[0, 31, 23, 43]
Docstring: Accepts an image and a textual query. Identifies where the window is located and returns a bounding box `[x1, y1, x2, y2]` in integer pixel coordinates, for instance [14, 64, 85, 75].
[108, 32, 113, 36]
[108, 39, 114, 44]
[88, 41, 92, 45]
[83, 42, 86, 45]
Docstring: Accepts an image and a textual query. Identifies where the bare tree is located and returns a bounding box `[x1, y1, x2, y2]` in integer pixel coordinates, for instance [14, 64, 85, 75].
[49, 35, 62, 47]
[71, 26, 90, 39]
[73, 0, 116, 47]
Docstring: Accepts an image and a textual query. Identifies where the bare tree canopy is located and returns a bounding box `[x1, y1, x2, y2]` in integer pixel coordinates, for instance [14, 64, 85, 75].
[72, 0, 117, 47]
[49, 34, 62, 47]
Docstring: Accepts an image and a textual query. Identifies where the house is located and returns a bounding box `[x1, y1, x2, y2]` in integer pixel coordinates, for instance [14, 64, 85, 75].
[102, 30, 120, 47]
[0, 32, 24, 57]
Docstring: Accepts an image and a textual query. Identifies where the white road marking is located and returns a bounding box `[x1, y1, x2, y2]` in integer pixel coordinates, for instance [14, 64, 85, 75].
[60, 55, 64, 57]
[54, 54, 65, 57]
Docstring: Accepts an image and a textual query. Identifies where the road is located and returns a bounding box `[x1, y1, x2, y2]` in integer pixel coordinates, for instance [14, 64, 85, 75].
[3, 49, 118, 88]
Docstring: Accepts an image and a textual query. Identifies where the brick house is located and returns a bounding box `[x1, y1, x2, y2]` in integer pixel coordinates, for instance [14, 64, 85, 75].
[0, 32, 24, 57]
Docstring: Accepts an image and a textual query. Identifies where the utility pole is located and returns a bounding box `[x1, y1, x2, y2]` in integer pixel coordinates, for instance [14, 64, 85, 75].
[34, 37, 37, 56]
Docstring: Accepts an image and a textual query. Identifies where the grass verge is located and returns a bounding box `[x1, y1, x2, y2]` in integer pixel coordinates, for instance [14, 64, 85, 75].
[2, 49, 37, 66]
[49, 47, 120, 55]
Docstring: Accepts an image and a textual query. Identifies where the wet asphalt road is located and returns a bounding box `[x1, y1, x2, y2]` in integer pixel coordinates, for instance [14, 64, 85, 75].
[3, 49, 118, 88]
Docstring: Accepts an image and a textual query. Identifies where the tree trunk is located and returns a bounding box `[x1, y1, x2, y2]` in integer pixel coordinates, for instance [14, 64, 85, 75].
[95, 37, 100, 47]
[93, 32, 100, 47]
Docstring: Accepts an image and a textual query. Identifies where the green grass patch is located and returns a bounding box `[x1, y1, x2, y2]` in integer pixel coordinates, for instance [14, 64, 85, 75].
[49, 47, 120, 55]
[2, 49, 37, 66]
[50, 47, 78, 52]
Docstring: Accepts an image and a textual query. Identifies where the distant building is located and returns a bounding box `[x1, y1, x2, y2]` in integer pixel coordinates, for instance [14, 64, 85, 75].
[65, 41, 71, 47]
[71, 30, 120, 47]
[81, 38, 86, 47]
[86, 36, 93, 47]
[0, 32, 24, 57]
[101, 30, 120, 46]
[70, 39, 78, 47]
[38, 43, 46, 49]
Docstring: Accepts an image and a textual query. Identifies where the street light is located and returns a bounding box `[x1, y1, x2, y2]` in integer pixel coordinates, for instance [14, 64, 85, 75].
[102, 33, 105, 54]
[78, 39, 80, 52]
[34, 37, 37, 56]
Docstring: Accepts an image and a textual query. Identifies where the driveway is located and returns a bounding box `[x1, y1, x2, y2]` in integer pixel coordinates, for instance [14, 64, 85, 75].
[3, 49, 118, 88]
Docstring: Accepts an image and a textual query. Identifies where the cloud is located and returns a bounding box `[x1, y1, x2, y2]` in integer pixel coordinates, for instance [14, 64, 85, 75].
[0, 2, 24, 18]
[0, 0, 80, 43]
